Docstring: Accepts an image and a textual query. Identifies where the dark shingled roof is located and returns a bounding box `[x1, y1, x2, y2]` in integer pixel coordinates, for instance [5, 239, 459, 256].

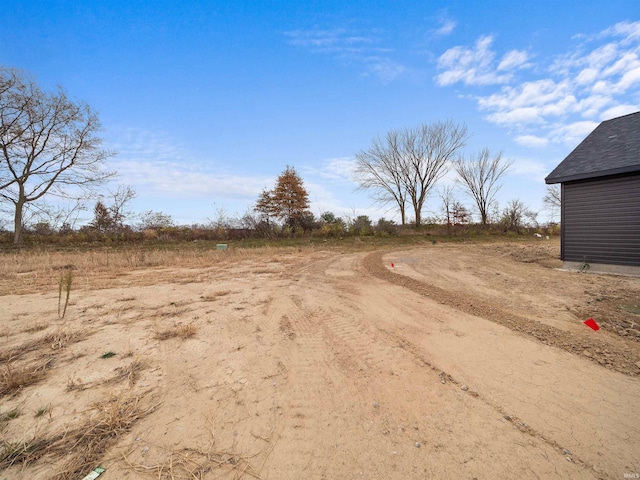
[545, 111, 640, 184]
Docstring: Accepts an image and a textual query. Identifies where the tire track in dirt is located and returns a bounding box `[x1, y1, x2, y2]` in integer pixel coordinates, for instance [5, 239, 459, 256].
[265, 294, 356, 478]
[287, 256, 597, 479]
[372, 322, 603, 475]
[312, 267, 600, 476]
[364, 250, 640, 377]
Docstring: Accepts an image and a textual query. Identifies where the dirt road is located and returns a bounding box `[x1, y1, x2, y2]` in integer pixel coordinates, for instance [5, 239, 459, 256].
[2, 241, 639, 479]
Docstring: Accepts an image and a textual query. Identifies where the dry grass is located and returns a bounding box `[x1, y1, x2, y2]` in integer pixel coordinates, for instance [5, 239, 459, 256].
[250, 267, 276, 275]
[123, 413, 270, 480]
[0, 437, 51, 470]
[0, 245, 296, 295]
[200, 290, 233, 301]
[50, 394, 156, 480]
[21, 322, 49, 334]
[0, 393, 158, 479]
[154, 322, 197, 341]
[0, 326, 86, 399]
[116, 296, 136, 303]
[0, 357, 53, 398]
[125, 446, 265, 479]
[107, 359, 147, 386]
[66, 375, 84, 392]
[65, 359, 147, 393]
[46, 328, 85, 351]
[0, 327, 86, 364]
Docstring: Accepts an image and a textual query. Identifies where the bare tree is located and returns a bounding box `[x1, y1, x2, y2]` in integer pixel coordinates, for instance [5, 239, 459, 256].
[355, 120, 468, 226]
[543, 184, 561, 222]
[400, 121, 468, 226]
[354, 130, 408, 225]
[0, 67, 114, 243]
[137, 210, 174, 230]
[108, 184, 136, 231]
[500, 199, 537, 233]
[438, 184, 456, 228]
[543, 184, 561, 209]
[23, 198, 87, 232]
[453, 148, 512, 226]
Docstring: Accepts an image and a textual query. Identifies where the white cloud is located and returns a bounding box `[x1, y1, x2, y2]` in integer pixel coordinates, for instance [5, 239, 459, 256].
[284, 28, 374, 50]
[365, 56, 407, 82]
[436, 35, 513, 86]
[575, 67, 599, 85]
[497, 49, 530, 71]
[576, 94, 612, 117]
[114, 159, 271, 200]
[600, 104, 639, 120]
[302, 157, 358, 185]
[602, 51, 637, 76]
[549, 121, 599, 145]
[437, 20, 640, 146]
[323, 157, 358, 181]
[433, 18, 456, 37]
[602, 20, 640, 43]
[614, 62, 640, 92]
[284, 27, 406, 83]
[106, 127, 272, 202]
[509, 158, 549, 181]
[585, 43, 619, 70]
[478, 79, 578, 126]
[515, 135, 549, 148]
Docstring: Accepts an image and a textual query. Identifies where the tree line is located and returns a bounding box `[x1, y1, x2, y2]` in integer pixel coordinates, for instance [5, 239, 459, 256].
[354, 121, 516, 227]
[1, 66, 559, 245]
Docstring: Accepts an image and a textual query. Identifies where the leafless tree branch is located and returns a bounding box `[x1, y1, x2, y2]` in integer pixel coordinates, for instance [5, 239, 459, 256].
[453, 148, 512, 226]
[0, 67, 116, 243]
[355, 120, 468, 226]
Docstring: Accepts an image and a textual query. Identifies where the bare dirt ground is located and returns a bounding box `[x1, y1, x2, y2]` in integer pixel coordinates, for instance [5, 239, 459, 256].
[1, 239, 639, 479]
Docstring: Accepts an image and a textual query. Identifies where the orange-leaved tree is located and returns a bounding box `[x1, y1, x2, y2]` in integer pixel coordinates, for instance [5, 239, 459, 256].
[255, 166, 312, 230]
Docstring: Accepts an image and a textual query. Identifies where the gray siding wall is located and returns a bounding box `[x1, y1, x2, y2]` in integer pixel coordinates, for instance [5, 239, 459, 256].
[562, 173, 640, 266]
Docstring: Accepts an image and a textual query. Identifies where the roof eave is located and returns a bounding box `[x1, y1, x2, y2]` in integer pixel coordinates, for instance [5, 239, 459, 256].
[545, 164, 640, 184]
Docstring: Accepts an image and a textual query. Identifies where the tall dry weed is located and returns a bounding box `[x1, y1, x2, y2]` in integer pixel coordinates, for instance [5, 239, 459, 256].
[58, 270, 73, 319]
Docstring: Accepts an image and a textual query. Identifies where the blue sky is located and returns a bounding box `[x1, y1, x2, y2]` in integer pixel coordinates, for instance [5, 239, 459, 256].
[2, 1, 639, 226]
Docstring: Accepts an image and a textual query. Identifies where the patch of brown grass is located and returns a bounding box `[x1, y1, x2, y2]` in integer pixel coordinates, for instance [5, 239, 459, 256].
[0, 327, 86, 364]
[0, 244, 305, 295]
[66, 375, 85, 392]
[0, 393, 158, 479]
[154, 322, 197, 341]
[200, 290, 232, 301]
[22, 322, 49, 333]
[126, 447, 265, 479]
[0, 357, 53, 398]
[46, 328, 85, 351]
[0, 437, 51, 469]
[50, 395, 152, 480]
[0, 327, 87, 398]
[106, 359, 147, 386]
[123, 412, 268, 480]
[116, 296, 136, 302]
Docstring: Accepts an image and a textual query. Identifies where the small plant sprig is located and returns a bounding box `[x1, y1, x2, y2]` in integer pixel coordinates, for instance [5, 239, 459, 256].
[34, 405, 51, 418]
[580, 258, 591, 273]
[58, 270, 73, 319]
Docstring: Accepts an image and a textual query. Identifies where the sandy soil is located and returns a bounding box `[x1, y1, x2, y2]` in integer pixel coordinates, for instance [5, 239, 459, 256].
[1, 239, 639, 479]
